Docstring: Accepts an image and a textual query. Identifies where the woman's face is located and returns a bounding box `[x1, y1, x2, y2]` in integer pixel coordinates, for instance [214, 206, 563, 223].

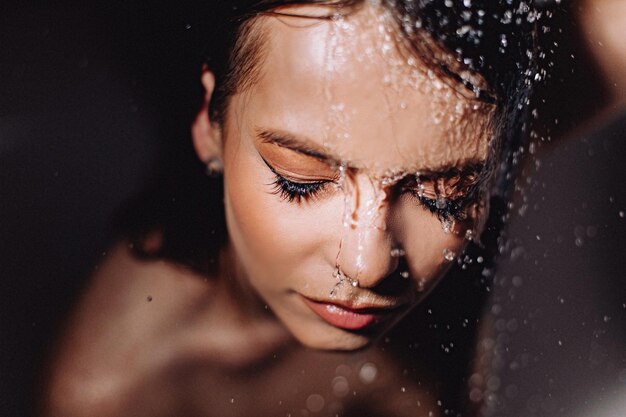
[216, 6, 494, 350]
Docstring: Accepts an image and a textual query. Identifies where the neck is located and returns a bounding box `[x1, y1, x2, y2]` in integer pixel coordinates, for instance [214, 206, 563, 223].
[218, 242, 276, 321]
[195, 243, 295, 367]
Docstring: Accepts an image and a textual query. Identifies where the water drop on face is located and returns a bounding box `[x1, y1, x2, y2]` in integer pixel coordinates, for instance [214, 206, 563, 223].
[443, 248, 456, 262]
[390, 248, 406, 257]
[442, 218, 455, 234]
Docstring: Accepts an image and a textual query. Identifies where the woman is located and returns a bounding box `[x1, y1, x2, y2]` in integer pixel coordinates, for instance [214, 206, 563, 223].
[41, 1, 545, 416]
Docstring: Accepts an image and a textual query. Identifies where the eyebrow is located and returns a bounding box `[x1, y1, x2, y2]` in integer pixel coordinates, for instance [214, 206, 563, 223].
[256, 128, 337, 162]
[255, 127, 486, 178]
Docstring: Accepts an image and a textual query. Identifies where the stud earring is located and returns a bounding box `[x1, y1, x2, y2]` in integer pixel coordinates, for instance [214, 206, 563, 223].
[205, 157, 224, 177]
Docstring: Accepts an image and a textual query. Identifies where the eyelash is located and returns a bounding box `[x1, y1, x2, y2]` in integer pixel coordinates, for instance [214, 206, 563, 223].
[403, 177, 474, 221]
[411, 192, 467, 221]
[267, 162, 474, 220]
[270, 173, 331, 203]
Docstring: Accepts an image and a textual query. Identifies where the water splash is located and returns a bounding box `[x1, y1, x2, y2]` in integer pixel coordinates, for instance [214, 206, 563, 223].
[443, 248, 457, 262]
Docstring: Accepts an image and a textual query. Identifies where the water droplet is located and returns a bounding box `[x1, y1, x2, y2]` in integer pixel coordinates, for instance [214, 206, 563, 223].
[469, 388, 483, 402]
[586, 226, 597, 238]
[443, 248, 456, 262]
[359, 363, 378, 384]
[306, 394, 325, 413]
[390, 248, 406, 257]
[400, 271, 410, 279]
[603, 315, 611, 323]
[331, 376, 349, 398]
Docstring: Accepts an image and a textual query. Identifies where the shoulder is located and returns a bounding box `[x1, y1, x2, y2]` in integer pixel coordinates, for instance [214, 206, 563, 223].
[39, 242, 215, 416]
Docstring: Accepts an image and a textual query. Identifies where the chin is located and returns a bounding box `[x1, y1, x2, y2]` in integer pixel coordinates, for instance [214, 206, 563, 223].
[292, 326, 373, 351]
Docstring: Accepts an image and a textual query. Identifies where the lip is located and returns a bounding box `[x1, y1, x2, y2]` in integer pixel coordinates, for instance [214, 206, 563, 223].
[301, 296, 401, 331]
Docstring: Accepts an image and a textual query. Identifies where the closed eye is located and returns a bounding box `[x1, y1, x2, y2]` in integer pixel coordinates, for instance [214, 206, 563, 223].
[263, 158, 334, 203]
[399, 173, 482, 221]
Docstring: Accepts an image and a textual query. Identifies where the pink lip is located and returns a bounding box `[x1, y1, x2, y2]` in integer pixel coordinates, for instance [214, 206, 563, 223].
[301, 297, 395, 331]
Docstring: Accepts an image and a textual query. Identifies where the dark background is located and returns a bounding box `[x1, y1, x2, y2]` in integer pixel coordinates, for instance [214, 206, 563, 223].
[1, 2, 624, 416]
[0, 1, 208, 414]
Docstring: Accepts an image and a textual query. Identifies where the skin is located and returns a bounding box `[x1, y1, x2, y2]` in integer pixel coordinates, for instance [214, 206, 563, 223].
[196, 5, 493, 350]
[42, 4, 495, 416]
[578, 0, 626, 109]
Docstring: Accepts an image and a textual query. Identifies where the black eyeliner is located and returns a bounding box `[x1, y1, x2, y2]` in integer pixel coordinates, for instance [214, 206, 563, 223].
[260, 156, 330, 203]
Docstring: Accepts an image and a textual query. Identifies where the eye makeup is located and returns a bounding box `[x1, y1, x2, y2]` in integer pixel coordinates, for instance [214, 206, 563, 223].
[255, 128, 486, 219]
[262, 155, 483, 222]
[400, 166, 485, 221]
[263, 158, 336, 203]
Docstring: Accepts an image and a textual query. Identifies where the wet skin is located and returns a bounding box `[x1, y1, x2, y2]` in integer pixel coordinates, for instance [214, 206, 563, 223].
[204, 5, 494, 350]
[42, 4, 495, 416]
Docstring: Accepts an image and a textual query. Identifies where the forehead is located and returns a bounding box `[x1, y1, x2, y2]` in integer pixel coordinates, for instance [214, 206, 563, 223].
[234, 5, 494, 173]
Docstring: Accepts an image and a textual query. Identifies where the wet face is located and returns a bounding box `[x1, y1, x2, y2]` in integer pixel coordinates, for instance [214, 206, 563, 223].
[214, 5, 494, 350]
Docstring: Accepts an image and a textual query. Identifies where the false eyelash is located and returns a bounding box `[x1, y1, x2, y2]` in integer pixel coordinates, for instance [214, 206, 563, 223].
[270, 173, 330, 203]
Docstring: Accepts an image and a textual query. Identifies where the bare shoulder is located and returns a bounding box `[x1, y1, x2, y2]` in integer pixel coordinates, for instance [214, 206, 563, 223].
[40, 242, 214, 417]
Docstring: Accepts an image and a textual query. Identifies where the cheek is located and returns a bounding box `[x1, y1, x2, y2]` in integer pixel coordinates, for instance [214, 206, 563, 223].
[396, 204, 469, 285]
[222, 142, 335, 282]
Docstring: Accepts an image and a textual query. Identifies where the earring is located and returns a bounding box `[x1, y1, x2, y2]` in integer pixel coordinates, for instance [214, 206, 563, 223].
[205, 157, 224, 177]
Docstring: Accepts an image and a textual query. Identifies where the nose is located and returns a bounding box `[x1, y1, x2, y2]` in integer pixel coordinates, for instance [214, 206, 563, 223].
[336, 173, 398, 288]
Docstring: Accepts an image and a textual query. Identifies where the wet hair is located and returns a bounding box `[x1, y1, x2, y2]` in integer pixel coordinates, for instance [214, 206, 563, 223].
[208, 0, 539, 114]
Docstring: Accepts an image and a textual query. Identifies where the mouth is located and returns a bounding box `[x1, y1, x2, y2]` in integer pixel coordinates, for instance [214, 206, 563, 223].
[300, 295, 405, 331]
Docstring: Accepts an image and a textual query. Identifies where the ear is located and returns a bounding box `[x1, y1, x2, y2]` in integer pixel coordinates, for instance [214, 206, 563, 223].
[192, 69, 222, 163]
